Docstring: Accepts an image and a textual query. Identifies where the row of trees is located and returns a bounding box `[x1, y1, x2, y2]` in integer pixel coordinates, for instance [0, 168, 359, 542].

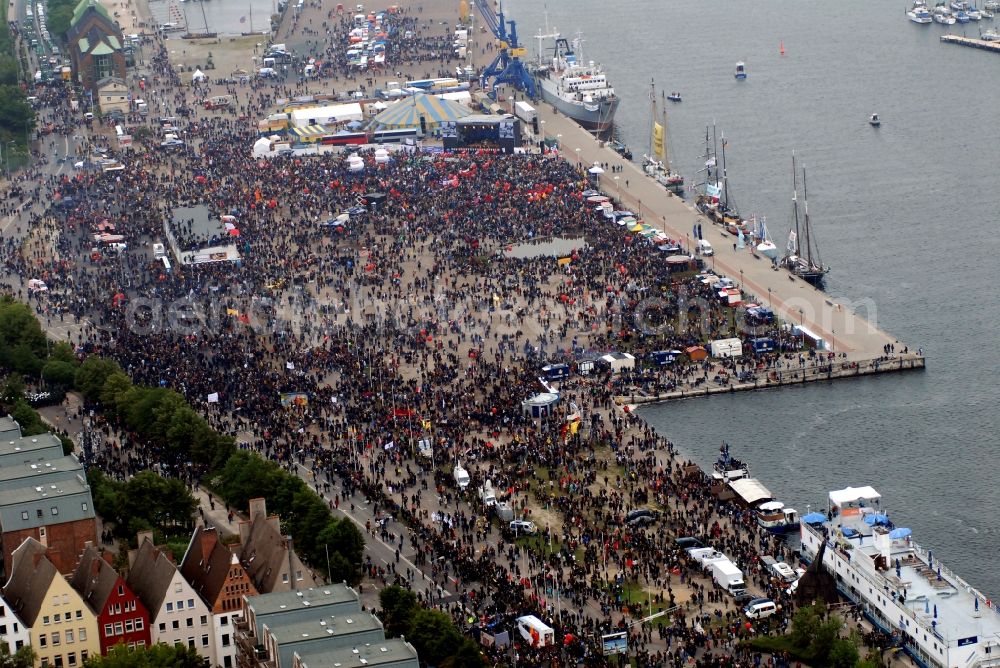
[0, 5, 35, 159]
[379, 586, 485, 668]
[88, 470, 198, 541]
[75, 356, 236, 472]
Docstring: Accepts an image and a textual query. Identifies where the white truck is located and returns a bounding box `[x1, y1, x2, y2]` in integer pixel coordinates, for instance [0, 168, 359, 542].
[709, 559, 747, 597]
[687, 547, 728, 566]
[710, 337, 743, 358]
[514, 100, 536, 125]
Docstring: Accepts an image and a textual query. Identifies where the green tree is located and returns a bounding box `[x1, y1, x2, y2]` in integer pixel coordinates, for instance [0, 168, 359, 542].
[0, 56, 18, 87]
[7, 342, 42, 376]
[0, 642, 36, 668]
[407, 609, 466, 667]
[1, 372, 24, 403]
[84, 642, 208, 668]
[100, 371, 134, 414]
[86, 469, 119, 520]
[379, 585, 417, 637]
[49, 341, 77, 365]
[41, 360, 77, 387]
[442, 640, 486, 668]
[75, 356, 122, 402]
[789, 602, 824, 650]
[10, 399, 46, 435]
[318, 518, 365, 572]
[0, 298, 47, 370]
[212, 451, 282, 508]
[809, 615, 844, 660]
[828, 637, 860, 668]
[46, 6, 74, 41]
[115, 472, 197, 536]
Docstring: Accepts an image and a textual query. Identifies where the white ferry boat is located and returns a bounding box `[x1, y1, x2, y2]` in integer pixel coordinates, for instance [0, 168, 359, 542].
[534, 33, 619, 133]
[800, 486, 1000, 668]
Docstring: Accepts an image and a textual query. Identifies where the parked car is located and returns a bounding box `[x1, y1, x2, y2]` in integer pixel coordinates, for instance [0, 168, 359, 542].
[509, 519, 537, 535]
[625, 508, 658, 527]
[675, 536, 705, 550]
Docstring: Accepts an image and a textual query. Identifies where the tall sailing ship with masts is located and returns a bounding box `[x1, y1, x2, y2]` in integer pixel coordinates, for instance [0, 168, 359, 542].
[642, 81, 684, 195]
[781, 154, 830, 286]
[695, 125, 746, 236]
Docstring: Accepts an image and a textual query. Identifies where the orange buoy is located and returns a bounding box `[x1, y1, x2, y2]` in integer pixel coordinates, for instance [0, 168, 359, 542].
[780, 41, 785, 56]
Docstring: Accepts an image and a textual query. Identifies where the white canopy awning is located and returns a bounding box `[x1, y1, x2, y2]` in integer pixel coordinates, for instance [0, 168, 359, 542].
[829, 486, 881, 507]
[729, 478, 772, 506]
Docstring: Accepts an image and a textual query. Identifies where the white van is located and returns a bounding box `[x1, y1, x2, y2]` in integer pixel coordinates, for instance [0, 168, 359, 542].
[744, 599, 778, 620]
[479, 480, 496, 507]
[452, 463, 470, 490]
[516, 615, 555, 648]
[152, 243, 166, 259]
[696, 239, 714, 256]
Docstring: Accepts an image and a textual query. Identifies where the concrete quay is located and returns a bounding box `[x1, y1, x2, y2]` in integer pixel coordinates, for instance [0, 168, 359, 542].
[619, 354, 926, 406]
[531, 100, 920, 364]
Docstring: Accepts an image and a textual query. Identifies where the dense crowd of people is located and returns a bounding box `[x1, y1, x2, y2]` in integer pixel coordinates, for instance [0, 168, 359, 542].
[0, 4, 897, 667]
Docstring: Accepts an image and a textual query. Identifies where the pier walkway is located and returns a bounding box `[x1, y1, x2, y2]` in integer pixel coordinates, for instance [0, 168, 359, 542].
[531, 99, 919, 363]
[619, 354, 926, 406]
[940, 34, 1000, 53]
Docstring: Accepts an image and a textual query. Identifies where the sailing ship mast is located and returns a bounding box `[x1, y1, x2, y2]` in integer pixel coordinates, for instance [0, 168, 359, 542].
[648, 79, 657, 159]
[720, 131, 730, 212]
[791, 152, 801, 257]
[660, 91, 670, 169]
[802, 164, 818, 270]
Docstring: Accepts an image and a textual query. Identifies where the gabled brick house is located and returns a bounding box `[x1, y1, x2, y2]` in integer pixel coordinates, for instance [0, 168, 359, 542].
[70, 546, 150, 655]
[65, 0, 126, 94]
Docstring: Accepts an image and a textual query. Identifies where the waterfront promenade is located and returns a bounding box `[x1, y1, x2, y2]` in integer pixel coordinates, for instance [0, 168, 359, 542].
[532, 100, 916, 363]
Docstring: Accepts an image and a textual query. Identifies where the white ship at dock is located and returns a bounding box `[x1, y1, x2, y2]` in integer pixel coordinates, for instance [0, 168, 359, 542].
[800, 486, 1000, 668]
[532, 31, 619, 133]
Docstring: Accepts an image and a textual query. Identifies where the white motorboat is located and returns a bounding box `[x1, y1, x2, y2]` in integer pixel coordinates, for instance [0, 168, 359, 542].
[933, 5, 957, 22]
[756, 501, 800, 534]
[908, 4, 934, 22]
[751, 215, 779, 259]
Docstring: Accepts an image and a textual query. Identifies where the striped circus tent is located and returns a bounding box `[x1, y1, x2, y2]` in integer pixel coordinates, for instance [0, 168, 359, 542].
[371, 92, 472, 130]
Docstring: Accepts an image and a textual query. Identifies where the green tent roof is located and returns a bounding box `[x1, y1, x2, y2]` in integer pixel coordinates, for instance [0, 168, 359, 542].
[78, 37, 90, 52]
[90, 41, 114, 55]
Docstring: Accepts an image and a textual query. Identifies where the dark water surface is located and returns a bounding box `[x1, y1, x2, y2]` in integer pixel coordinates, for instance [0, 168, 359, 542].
[508, 0, 1000, 596]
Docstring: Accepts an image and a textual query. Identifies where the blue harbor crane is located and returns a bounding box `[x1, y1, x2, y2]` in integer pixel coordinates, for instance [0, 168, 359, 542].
[473, 0, 537, 100]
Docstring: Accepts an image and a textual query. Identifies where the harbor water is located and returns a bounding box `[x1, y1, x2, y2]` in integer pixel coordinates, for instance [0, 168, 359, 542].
[507, 0, 1000, 597]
